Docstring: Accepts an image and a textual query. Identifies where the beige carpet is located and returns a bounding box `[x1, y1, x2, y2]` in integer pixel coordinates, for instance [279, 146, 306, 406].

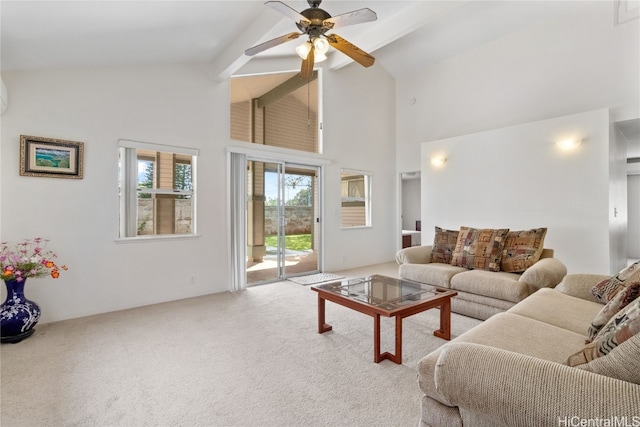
[0, 262, 481, 427]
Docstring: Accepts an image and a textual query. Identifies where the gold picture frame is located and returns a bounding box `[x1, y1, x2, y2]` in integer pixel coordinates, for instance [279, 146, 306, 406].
[20, 135, 84, 179]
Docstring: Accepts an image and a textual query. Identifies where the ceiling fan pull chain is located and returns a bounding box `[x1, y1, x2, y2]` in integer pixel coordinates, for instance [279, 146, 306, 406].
[307, 78, 311, 131]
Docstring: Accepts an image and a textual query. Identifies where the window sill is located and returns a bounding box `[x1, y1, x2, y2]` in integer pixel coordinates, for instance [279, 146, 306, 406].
[115, 234, 201, 244]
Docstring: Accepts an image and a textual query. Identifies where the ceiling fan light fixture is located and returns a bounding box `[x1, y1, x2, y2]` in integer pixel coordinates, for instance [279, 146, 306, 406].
[314, 52, 328, 63]
[246, 1, 378, 71]
[313, 37, 330, 55]
[296, 41, 312, 60]
[296, 40, 327, 63]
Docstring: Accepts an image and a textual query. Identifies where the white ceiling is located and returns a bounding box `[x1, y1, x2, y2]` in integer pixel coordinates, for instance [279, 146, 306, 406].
[1, 0, 638, 153]
[1, 0, 583, 79]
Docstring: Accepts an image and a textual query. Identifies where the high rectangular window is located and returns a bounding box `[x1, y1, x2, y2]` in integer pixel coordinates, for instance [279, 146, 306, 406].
[118, 140, 198, 238]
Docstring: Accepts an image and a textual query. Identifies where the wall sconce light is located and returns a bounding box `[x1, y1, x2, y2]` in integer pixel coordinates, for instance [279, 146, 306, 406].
[430, 155, 447, 167]
[556, 137, 582, 151]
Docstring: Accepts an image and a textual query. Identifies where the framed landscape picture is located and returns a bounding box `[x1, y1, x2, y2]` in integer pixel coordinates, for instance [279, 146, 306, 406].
[20, 135, 84, 179]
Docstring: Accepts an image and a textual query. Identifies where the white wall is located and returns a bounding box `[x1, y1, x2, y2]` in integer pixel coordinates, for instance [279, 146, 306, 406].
[421, 109, 611, 275]
[396, 1, 638, 275]
[397, 1, 639, 174]
[320, 62, 397, 270]
[1, 65, 227, 323]
[1, 59, 397, 323]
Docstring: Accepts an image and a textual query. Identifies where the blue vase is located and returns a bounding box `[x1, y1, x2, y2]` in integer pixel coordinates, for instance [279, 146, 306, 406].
[1, 279, 41, 343]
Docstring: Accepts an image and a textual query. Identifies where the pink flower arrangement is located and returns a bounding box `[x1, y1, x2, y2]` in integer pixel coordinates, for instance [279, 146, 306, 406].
[0, 238, 67, 282]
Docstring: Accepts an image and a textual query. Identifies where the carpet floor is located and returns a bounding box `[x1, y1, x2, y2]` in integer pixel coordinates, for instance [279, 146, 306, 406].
[0, 262, 481, 427]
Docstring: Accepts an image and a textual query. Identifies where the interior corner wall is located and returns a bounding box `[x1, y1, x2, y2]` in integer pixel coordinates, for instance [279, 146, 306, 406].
[396, 1, 639, 174]
[234, 57, 398, 271]
[421, 109, 611, 275]
[320, 62, 397, 271]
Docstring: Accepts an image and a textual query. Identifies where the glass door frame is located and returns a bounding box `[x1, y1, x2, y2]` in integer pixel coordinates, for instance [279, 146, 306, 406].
[282, 162, 321, 281]
[245, 155, 322, 285]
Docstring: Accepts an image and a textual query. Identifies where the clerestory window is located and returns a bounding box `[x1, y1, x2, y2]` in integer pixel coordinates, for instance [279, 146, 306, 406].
[118, 140, 198, 239]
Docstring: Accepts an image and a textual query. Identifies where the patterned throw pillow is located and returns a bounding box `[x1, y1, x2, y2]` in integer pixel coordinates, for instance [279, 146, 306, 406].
[500, 228, 547, 273]
[451, 227, 509, 272]
[591, 260, 640, 303]
[430, 226, 459, 264]
[567, 295, 640, 367]
[587, 281, 640, 340]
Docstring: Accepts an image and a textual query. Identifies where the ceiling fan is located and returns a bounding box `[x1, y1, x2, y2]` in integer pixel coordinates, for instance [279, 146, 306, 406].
[245, 0, 377, 79]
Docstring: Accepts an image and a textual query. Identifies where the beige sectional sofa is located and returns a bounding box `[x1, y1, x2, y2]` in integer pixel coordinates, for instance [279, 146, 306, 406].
[396, 244, 567, 320]
[418, 273, 640, 427]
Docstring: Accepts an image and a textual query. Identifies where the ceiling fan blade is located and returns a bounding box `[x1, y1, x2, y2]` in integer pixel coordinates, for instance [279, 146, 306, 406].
[322, 8, 377, 30]
[326, 34, 375, 68]
[266, 1, 311, 30]
[245, 32, 302, 56]
[300, 46, 314, 79]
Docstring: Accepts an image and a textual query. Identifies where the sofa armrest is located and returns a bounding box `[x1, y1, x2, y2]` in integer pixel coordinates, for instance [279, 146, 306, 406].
[435, 343, 640, 426]
[555, 274, 609, 303]
[518, 257, 567, 290]
[395, 245, 432, 265]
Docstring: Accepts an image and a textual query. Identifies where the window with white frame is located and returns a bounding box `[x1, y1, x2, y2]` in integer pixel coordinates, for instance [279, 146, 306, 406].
[118, 140, 197, 238]
[340, 170, 371, 228]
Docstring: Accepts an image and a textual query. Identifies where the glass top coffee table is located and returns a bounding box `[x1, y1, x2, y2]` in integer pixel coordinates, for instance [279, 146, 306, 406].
[311, 275, 457, 364]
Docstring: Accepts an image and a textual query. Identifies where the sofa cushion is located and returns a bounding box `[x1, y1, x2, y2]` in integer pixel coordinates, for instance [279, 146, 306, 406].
[420, 395, 462, 427]
[451, 290, 517, 313]
[451, 227, 509, 272]
[588, 282, 640, 340]
[450, 270, 528, 303]
[398, 263, 466, 289]
[452, 313, 587, 362]
[507, 288, 603, 335]
[567, 295, 640, 366]
[555, 274, 609, 303]
[575, 333, 640, 385]
[430, 226, 459, 264]
[518, 258, 567, 290]
[591, 260, 640, 303]
[500, 228, 547, 273]
[418, 312, 588, 405]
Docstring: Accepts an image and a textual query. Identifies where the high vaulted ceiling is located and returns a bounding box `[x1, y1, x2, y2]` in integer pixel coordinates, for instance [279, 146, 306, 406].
[3, 1, 638, 155]
[1, 0, 584, 80]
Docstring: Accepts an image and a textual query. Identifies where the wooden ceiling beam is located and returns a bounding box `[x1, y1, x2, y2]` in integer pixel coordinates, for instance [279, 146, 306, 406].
[256, 70, 318, 108]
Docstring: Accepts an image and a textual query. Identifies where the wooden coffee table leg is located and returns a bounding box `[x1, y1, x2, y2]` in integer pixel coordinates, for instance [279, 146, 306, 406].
[317, 295, 332, 333]
[394, 315, 403, 363]
[434, 299, 452, 340]
[374, 314, 382, 362]
[374, 314, 402, 364]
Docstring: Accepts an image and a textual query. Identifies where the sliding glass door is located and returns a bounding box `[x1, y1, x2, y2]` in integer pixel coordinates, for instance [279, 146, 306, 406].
[246, 159, 320, 285]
